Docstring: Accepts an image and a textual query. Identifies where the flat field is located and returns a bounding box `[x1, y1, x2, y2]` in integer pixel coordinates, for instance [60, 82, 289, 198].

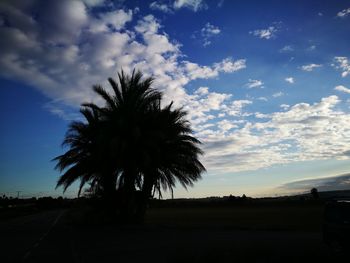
[0, 201, 340, 263]
[146, 203, 324, 231]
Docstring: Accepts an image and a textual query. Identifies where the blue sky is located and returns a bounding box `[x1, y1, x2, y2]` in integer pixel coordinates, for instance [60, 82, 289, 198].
[1, 0, 350, 198]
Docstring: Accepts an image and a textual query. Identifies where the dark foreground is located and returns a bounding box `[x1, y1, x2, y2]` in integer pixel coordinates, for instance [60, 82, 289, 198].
[0, 203, 343, 263]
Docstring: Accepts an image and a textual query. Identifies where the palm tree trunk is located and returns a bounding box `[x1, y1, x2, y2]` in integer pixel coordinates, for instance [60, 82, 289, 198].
[120, 168, 138, 221]
[136, 175, 154, 222]
[101, 174, 116, 208]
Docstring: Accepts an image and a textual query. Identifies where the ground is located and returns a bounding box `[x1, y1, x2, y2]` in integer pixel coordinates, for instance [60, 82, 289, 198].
[0, 202, 342, 262]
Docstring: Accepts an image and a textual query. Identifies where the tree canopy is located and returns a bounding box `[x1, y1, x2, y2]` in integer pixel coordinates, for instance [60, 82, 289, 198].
[54, 70, 205, 219]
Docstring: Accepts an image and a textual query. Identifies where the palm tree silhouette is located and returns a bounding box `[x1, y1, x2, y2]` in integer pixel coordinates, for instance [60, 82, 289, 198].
[54, 70, 205, 220]
[137, 102, 205, 218]
[54, 106, 104, 196]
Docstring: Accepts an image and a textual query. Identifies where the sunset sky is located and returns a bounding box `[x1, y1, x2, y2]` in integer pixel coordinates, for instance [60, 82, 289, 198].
[1, 0, 350, 198]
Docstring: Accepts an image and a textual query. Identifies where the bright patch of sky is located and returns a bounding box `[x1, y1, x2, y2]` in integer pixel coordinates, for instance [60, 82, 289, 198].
[1, 0, 350, 198]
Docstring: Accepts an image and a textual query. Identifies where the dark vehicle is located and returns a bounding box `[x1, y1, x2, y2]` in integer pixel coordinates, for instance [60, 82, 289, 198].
[323, 200, 350, 252]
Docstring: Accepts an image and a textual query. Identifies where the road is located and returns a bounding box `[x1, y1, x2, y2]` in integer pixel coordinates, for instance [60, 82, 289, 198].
[0, 209, 336, 263]
[0, 209, 68, 263]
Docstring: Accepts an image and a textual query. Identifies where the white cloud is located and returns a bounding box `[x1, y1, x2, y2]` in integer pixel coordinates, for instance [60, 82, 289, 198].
[174, 0, 207, 12]
[280, 104, 290, 110]
[200, 95, 350, 173]
[334, 85, 350, 94]
[182, 57, 246, 81]
[255, 112, 270, 119]
[285, 77, 294, 84]
[183, 62, 220, 79]
[272, 92, 284, 98]
[43, 100, 81, 121]
[300, 63, 322, 71]
[0, 0, 247, 132]
[214, 58, 246, 73]
[149, 0, 207, 13]
[200, 22, 221, 46]
[149, 2, 173, 13]
[337, 7, 350, 18]
[202, 23, 220, 35]
[134, 14, 161, 34]
[307, 45, 316, 51]
[82, 0, 105, 7]
[257, 97, 268, 102]
[250, 24, 280, 40]
[333, 57, 350, 77]
[194, 86, 209, 96]
[89, 9, 133, 33]
[5, 1, 350, 177]
[99, 9, 133, 30]
[224, 100, 252, 116]
[246, 79, 263, 88]
[40, 0, 89, 44]
[217, 119, 237, 132]
[279, 45, 294, 52]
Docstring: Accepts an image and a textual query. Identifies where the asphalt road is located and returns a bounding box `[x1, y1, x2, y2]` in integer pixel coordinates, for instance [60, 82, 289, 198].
[0, 209, 67, 263]
[0, 209, 336, 263]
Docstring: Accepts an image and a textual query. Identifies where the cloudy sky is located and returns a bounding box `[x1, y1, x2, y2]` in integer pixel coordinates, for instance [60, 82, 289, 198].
[1, 0, 350, 198]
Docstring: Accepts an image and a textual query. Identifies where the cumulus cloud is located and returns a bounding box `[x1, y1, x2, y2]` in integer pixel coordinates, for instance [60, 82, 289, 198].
[149, 2, 173, 13]
[0, 1, 246, 110]
[246, 79, 264, 88]
[88, 9, 133, 33]
[200, 22, 221, 46]
[285, 77, 294, 84]
[183, 57, 246, 81]
[334, 85, 350, 94]
[224, 100, 252, 116]
[2, 0, 350, 177]
[272, 91, 284, 98]
[300, 63, 322, 71]
[279, 45, 294, 52]
[194, 86, 209, 96]
[217, 119, 238, 132]
[150, 0, 206, 13]
[333, 57, 350, 77]
[250, 23, 281, 40]
[81, 0, 105, 7]
[337, 7, 350, 18]
[280, 104, 290, 110]
[200, 95, 350, 173]
[174, 0, 207, 11]
[257, 97, 268, 102]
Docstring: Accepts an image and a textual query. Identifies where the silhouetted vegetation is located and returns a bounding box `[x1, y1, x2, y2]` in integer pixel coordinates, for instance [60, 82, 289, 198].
[54, 70, 205, 222]
[311, 187, 319, 199]
[0, 195, 71, 220]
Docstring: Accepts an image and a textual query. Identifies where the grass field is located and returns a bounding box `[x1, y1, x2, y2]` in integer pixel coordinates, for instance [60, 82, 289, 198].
[65, 202, 331, 262]
[145, 203, 325, 231]
[2, 201, 338, 263]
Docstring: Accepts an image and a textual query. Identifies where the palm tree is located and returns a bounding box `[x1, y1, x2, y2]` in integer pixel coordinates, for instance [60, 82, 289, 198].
[136, 103, 205, 219]
[84, 71, 163, 216]
[55, 70, 205, 220]
[53, 106, 112, 197]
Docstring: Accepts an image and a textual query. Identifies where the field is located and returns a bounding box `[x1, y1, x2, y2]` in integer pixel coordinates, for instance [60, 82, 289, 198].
[146, 203, 324, 231]
[2, 200, 341, 263]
